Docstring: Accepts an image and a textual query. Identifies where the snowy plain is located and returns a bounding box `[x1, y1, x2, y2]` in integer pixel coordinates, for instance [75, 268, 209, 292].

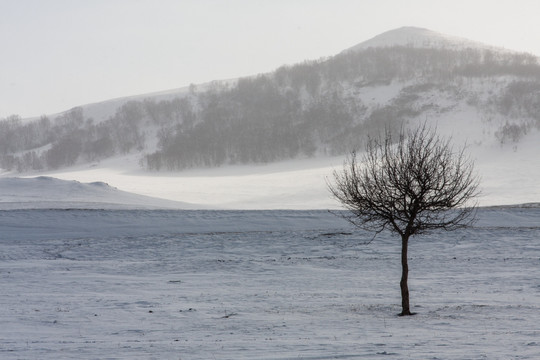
[1, 120, 539, 359]
[1, 206, 540, 359]
[0, 124, 538, 358]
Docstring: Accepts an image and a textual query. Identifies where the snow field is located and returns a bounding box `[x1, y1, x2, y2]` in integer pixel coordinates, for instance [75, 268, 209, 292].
[1, 208, 539, 359]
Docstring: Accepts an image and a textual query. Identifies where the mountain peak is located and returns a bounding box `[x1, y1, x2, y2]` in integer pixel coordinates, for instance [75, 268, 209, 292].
[345, 26, 496, 53]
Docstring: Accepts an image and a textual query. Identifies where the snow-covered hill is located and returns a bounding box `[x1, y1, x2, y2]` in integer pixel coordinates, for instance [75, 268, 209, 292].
[1, 27, 539, 209]
[41, 28, 518, 124]
[0, 176, 199, 209]
[26, 139, 536, 209]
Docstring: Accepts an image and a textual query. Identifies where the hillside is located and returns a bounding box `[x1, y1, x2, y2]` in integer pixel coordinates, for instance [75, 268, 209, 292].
[2, 27, 539, 172]
[0, 176, 198, 210]
[0, 27, 539, 208]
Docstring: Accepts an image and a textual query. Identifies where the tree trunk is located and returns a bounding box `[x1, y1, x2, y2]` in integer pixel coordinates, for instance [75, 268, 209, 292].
[399, 234, 414, 316]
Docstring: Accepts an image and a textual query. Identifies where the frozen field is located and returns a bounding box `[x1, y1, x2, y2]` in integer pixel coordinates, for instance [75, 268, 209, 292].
[1, 207, 540, 359]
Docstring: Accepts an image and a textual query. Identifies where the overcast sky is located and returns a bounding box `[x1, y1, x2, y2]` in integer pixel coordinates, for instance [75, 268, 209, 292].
[2, 0, 540, 119]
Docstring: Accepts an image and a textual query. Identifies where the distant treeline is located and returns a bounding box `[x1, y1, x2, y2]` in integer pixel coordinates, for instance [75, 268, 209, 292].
[0, 106, 145, 172]
[2, 46, 540, 172]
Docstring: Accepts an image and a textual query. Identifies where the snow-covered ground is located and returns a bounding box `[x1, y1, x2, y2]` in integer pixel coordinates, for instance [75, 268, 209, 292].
[0, 176, 199, 210]
[18, 155, 347, 210]
[1, 207, 539, 359]
[8, 92, 539, 210]
[0, 138, 538, 359]
[15, 130, 539, 210]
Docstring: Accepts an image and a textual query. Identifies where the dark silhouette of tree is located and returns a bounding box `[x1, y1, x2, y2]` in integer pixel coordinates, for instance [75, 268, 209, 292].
[329, 124, 479, 316]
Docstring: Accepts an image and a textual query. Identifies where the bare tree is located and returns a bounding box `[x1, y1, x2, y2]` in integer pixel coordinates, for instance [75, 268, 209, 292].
[329, 124, 479, 316]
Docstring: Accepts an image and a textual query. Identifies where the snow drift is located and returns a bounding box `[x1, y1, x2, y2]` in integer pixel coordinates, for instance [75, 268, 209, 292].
[0, 176, 199, 210]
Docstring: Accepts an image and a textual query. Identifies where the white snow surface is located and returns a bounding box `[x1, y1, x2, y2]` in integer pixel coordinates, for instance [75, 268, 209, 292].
[8, 129, 539, 210]
[12, 155, 347, 210]
[0, 176, 199, 210]
[1, 207, 539, 359]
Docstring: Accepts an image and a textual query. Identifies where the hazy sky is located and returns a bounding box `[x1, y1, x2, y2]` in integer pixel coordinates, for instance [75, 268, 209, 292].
[2, 0, 540, 119]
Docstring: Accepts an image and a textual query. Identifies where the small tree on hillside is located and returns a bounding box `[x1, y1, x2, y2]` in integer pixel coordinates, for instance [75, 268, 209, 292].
[328, 124, 479, 316]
